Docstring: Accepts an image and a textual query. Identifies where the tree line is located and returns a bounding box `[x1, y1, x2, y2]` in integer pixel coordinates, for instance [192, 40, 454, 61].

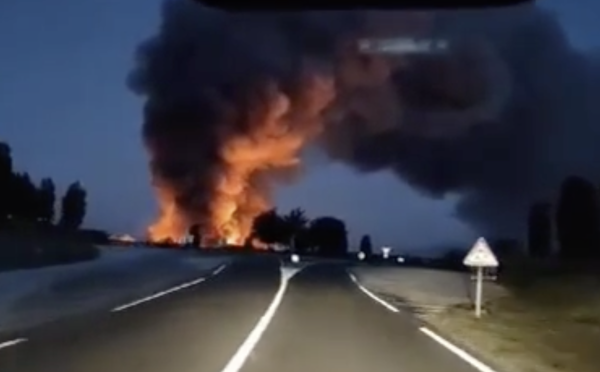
[528, 175, 600, 261]
[355, 174, 600, 266]
[0, 142, 88, 231]
[188, 208, 349, 257]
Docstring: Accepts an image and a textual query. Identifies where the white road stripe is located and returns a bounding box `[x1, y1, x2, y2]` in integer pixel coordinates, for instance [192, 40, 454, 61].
[112, 263, 228, 312]
[347, 271, 496, 372]
[420, 327, 498, 372]
[0, 338, 27, 350]
[212, 264, 227, 276]
[348, 272, 399, 313]
[112, 277, 206, 312]
[219, 269, 288, 372]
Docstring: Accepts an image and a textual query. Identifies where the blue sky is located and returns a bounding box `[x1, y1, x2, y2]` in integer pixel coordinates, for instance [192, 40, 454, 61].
[0, 0, 598, 251]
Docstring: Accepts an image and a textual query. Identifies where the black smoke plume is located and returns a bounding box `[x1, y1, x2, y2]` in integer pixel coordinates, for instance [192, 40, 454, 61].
[130, 0, 600, 239]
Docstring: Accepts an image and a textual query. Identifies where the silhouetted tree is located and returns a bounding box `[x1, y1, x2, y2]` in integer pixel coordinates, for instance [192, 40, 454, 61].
[188, 223, 202, 247]
[293, 227, 314, 254]
[251, 209, 289, 246]
[527, 201, 552, 259]
[37, 178, 56, 225]
[282, 208, 308, 232]
[555, 176, 600, 260]
[59, 182, 87, 229]
[308, 216, 348, 257]
[10, 172, 39, 222]
[0, 142, 12, 226]
[282, 208, 309, 253]
[359, 234, 373, 258]
[243, 236, 254, 251]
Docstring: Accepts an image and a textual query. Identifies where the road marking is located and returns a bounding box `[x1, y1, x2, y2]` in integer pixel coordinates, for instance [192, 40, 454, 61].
[347, 271, 495, 372]
[212, 264, 227, 276]
[420, 327, 497, 372]
[220, 268, 289, 372]
[112, 277, 206, 312]
[112, 264, 229, 312]
[348, 272, 399, 313]
[0, 338, 27, 350]
[281, 266, 303, 281]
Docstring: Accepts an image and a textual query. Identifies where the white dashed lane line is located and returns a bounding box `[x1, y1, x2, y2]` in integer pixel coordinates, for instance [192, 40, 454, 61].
[212, 264, 227, 276]
[112, 263, 229, 312]
[0, 264, 230, 352]
[0, 338, 27, 350]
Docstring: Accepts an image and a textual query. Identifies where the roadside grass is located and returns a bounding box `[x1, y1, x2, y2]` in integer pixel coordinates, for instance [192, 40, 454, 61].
[0, 228, 99, 271]
[422, 263, 600, 372]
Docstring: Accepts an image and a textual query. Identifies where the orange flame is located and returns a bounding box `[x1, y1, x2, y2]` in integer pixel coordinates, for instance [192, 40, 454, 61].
[147, 71, 336, 245]
[147, 184, 188, 242]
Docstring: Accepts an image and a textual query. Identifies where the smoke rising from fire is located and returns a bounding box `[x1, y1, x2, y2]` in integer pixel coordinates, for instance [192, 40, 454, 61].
[130, 0, 600, 242]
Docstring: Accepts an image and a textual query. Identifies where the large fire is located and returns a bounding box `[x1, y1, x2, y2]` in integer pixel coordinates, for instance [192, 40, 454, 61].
[147, 74, 336, 244]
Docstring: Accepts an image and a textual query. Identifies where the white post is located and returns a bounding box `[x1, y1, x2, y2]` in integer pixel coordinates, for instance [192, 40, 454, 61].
[475, 266, 483, 318]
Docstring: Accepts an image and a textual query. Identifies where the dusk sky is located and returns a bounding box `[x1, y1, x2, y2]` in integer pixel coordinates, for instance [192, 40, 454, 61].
[1, 0, 598, 251]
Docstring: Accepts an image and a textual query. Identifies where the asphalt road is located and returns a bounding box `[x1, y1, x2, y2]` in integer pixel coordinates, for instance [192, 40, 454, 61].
[0, 257, 485, 372]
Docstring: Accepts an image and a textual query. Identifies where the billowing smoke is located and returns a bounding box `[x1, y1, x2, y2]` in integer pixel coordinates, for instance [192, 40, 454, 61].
[129, 0, 600, 243]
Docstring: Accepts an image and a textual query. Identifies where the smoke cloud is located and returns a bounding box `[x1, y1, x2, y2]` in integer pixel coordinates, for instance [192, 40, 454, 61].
[129, 0, 600, 242]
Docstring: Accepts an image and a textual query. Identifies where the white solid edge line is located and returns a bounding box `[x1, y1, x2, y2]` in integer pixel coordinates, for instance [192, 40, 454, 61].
[112, 263, 229, 312]
[348, 272, 399, 313]
[220, 276, 288, 372]
[420, 327, 497, 372]
[347, 270, 495, 372]
[0, 338, 27, 350]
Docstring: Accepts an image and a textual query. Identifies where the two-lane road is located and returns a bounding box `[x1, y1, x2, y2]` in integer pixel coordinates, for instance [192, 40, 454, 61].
[239, 264, 475, 372]
[0, 258, 491, 372]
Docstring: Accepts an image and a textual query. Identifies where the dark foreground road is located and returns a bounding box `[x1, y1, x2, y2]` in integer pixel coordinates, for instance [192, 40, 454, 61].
[0, 258, 280, 372]
[0, 258, 484, 372]
[239, 264, 475, 372]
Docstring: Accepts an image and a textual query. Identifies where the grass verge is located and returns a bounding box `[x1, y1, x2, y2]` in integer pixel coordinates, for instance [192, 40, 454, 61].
[421, 267, 600, 372]
[0, 229, 100, 271]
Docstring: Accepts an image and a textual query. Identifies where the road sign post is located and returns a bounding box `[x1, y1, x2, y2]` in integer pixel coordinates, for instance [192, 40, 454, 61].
[475, 266, 483, 317]
[463, 237, 499, 318]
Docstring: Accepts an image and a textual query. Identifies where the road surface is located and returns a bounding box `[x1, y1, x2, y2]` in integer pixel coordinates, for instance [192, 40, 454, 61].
[0, 258, 489, 372]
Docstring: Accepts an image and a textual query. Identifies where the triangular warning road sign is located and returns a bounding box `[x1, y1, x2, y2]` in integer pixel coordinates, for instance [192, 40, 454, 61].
[463, 237, 499, 267]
